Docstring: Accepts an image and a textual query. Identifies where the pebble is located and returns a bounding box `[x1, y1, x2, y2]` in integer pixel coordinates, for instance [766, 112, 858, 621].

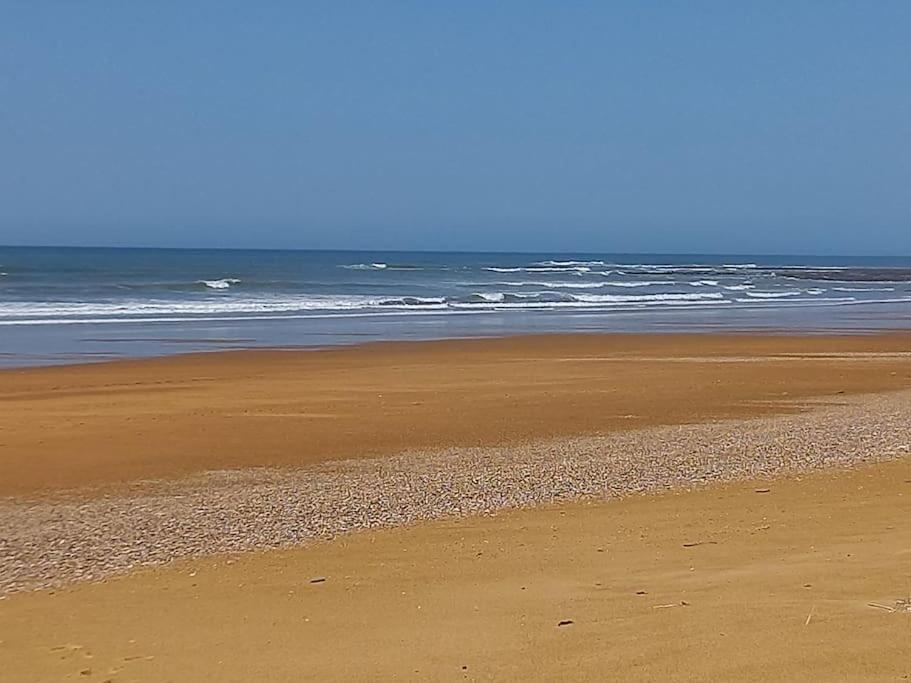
[2, 390, 910, 596]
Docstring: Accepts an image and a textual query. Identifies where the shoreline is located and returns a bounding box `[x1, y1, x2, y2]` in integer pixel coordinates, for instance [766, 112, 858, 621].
[4, 326, 911, 373]
[4, 296, 911, 369]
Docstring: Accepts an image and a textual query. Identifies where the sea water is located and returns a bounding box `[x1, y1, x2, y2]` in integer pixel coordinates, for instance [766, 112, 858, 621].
[2, 246, 910, 366]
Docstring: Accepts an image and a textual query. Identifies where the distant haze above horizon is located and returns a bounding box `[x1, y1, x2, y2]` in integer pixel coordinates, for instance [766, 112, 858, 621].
[2, 3, 910, 255]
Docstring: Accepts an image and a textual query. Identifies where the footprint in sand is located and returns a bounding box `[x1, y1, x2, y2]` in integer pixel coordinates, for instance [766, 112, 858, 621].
[49, 643, 92, 658]
[49, 644, 82, 652]
[122, 654, 155, 662]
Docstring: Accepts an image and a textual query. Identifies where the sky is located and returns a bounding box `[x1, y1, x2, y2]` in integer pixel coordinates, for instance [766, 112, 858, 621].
[1, 2, 909, 255]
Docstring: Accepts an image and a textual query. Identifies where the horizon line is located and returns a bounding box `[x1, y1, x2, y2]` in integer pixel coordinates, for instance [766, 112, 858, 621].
[2, 243, 911, 261]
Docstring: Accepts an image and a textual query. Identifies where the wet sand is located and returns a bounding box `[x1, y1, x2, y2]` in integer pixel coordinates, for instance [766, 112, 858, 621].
[3, 333, 911, 495]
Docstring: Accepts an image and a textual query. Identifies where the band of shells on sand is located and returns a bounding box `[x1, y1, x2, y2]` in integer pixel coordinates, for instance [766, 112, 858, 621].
[1, 390, 910, 596]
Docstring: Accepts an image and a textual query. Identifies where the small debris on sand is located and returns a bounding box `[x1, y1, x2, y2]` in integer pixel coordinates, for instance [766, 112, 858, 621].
[870, 598, 911, 613]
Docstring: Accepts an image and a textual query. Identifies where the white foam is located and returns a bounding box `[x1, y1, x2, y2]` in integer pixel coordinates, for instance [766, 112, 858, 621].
[341, 263, 388, 270]
[499, 280, 668, 289]
[500, 280, 603, 289]
[618, 264, 717, 273]
[0, 295, 384, 319]
[8, 294, 911, 327]
[484, 266, 591, 274]
[600, 280, 670, 288]
[734, 296, 858, 305]
[460, 292, 507, 303]
[532, 260, 607, 267]
[198, 278, 241, 290]
[743, 290, 802, 299]
[447, 297, 728, 311]
[0, 290, 725, 323]
[379, 296, 446, 307]
[571, 292, 725, 304]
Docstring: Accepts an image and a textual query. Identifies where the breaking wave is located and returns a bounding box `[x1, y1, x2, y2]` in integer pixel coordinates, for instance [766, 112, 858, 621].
[0, 290, 735, 324]
[198, 278, 241, 290]
[484, 266, 591, 274]
[743, 290, 803, 299]
[341, 262, 389, 270]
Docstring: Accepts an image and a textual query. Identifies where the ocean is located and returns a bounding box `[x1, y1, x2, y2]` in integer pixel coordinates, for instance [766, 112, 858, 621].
[2, 246, 911, 367]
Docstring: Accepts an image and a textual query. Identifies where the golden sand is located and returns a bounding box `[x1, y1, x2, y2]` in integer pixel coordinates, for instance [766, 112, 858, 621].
[2, 333, 911, 495]
[2, 333, 911, 680]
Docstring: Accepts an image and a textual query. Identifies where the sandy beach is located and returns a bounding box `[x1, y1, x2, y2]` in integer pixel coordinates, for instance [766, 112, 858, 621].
[3, 333, 911, 680]
[7, 2, 911, 678]
[4, 333, 911, 495]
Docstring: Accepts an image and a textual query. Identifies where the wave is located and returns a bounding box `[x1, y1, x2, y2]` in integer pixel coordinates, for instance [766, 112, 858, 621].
[347, 261, 911, 283]
[500, 280, 669, 290]
[466, 292, 506, 303]
[0, 290, 726, 321]
[340, 262, 427, 271]
[500, 280, 602, 289]
[532, 260, 608, 267]
[0, 296, 381, 319]
[733, 296, 858, 305]
[774, 267, 911, 282]
[6, 291, 911, 326]
[743, 290, 802, 299]
[484, 266, 591, 274]
[498, 279, 890, 296]
[606, 264, 911, 283]
[444, 291, 727, 310]
[832, 286, 897, 292]
[377, 296, 446, 306]
[600, 280, 671, 288]
[616, 267, 723, 276]
[571, 292, 724, 304]
[14, 295, 911, 328]
[198, 278, 241, 290]
[341, 262, 389, 270]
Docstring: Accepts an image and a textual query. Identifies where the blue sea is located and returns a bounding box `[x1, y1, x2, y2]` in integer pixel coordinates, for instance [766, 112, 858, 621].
[2, 246, 911, 367]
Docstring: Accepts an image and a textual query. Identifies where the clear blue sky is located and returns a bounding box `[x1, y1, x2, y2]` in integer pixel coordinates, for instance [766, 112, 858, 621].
[2, 2, 909, 254]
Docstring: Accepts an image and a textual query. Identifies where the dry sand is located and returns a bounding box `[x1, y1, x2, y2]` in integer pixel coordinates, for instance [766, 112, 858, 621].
[3, 454, 911, 681]
[2, 333, 911, 680]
